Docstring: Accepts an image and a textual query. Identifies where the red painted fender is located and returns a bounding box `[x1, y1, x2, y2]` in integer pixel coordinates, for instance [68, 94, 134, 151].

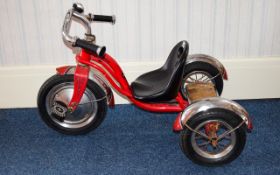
[173, 113, 183, 132]
[56, 65, 74, 75]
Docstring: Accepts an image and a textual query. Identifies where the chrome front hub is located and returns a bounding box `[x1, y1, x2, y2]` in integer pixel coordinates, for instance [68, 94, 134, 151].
[46, 83, 98, 129]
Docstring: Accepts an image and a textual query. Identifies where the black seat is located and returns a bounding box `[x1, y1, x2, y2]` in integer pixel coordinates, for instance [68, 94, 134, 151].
[131, 40, 189, 102]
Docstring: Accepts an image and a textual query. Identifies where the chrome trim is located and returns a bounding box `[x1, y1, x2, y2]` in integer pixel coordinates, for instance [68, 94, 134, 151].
[62, 10, 76, 45]
[62, 8, 92, 46]
[59, 66, 108, 86]
[180, 97, 250, 127]
[75, 3, 84, 13]
[96, 47, 103, 56]
[112, 15, 116, 25]
[186, 54, 226, 79]
[72, 11, 91, 35]
[46, 82, 98, 129]
[62, 3, 116, 47]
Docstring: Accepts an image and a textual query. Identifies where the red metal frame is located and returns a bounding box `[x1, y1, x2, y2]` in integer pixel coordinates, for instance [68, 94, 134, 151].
[173, 113, 183, 132]
[55, 49, 190, 131]
[56, 49, 253, 132]
[71, 49, 189, 113]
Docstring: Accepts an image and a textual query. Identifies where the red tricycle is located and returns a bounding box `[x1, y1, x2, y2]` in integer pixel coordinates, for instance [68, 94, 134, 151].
[37, 3, 252, 166]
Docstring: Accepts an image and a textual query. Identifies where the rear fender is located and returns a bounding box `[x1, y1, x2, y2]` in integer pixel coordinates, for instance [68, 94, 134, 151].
[186, 54, 228, 80]
[56, 65, 115, 107]
[173, 97, 253, 132]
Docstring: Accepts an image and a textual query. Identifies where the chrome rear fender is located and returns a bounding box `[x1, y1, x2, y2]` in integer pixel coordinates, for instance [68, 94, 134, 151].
[186, 54, 228, 80]
[180, 97, 253, 132]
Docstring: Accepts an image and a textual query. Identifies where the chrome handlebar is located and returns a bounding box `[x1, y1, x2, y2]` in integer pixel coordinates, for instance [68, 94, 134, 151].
[62, 8, 92, 45]
[62, 3, 115, 46]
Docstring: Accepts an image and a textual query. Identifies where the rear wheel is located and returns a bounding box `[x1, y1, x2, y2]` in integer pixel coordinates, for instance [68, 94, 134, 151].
[180, 110, 246, 166]
[37, 74, 107, 135]
[181, 62, 224, 100]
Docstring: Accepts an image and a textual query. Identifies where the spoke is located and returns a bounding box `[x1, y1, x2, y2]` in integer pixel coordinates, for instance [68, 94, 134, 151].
[218, 142, 227, 148]
[197, 74, 205, 81]
[217, 130, 233, 141]
[218, 120, 245, 141]
[185, 123, 209, 140]
[188, 76, 196, 82]
[202, 77, 211, 82]
[216, 143, 228, 151]
[198, 141, 210, 147]
[223, 135, 231, 140]
[195, 135, 204, 140]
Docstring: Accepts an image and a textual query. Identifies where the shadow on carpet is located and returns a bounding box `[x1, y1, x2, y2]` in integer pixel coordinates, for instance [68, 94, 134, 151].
[0, 99, 280, 175]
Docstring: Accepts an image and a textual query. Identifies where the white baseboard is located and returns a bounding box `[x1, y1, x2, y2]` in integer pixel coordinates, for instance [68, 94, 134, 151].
[1, 57, 280, 108]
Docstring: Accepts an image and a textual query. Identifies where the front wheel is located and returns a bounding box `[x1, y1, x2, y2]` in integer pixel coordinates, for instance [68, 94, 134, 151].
[181, 62, 224, 100]
[37, 74, 107, 135]
[180, 109, 246, 166]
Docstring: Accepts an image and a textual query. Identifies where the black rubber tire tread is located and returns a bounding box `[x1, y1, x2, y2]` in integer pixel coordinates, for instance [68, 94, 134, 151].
[37, 74, 107, 135]
[181, 62, 224, 99]
[180, 109, 246, 166]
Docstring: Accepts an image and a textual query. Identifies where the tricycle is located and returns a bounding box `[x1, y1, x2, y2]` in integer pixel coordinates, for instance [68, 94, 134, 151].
[37, 3, 252, 166]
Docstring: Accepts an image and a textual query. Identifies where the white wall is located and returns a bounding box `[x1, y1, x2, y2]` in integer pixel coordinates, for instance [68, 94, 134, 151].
[0, 0, 280, 65]
[1, 0, 280, 108]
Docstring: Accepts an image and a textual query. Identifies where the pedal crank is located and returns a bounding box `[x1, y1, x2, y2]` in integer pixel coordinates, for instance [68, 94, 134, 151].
[51, 101, 68, 121]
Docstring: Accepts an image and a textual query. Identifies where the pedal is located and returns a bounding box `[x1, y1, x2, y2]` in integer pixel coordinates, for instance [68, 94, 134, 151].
[51, 101, 68, 122]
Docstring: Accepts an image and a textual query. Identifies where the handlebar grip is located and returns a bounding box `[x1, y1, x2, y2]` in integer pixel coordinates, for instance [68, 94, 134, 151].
[74, 39, 106, 57]
[91, 15, 115, 24]
[72, 3, 84, 13]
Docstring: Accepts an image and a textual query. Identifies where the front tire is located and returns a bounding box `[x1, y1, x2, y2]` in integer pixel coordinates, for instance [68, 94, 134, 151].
[37, 74, 107, 135]
[180, 109, 246, 166]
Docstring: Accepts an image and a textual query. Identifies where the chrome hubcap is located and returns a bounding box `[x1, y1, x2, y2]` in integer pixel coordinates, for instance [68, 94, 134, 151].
[45, 82, 98, 129]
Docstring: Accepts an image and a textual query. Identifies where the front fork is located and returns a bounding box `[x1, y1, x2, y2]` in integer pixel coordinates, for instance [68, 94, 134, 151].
[67, 64, 90, 112]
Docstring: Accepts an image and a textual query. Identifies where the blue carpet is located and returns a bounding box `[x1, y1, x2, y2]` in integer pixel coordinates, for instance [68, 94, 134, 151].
[0, 99, 280, 175]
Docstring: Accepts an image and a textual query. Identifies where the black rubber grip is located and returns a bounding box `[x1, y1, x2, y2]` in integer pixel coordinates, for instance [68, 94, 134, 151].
[72, 4, 84, 13]
[74, 39, 106, 57]
[92, 15, 114, 23]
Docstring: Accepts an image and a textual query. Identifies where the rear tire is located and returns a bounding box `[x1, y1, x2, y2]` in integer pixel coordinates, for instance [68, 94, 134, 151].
[180, 109, 246, 166]
[181, 62, 224, 100]
[37, 74, 107, 135]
